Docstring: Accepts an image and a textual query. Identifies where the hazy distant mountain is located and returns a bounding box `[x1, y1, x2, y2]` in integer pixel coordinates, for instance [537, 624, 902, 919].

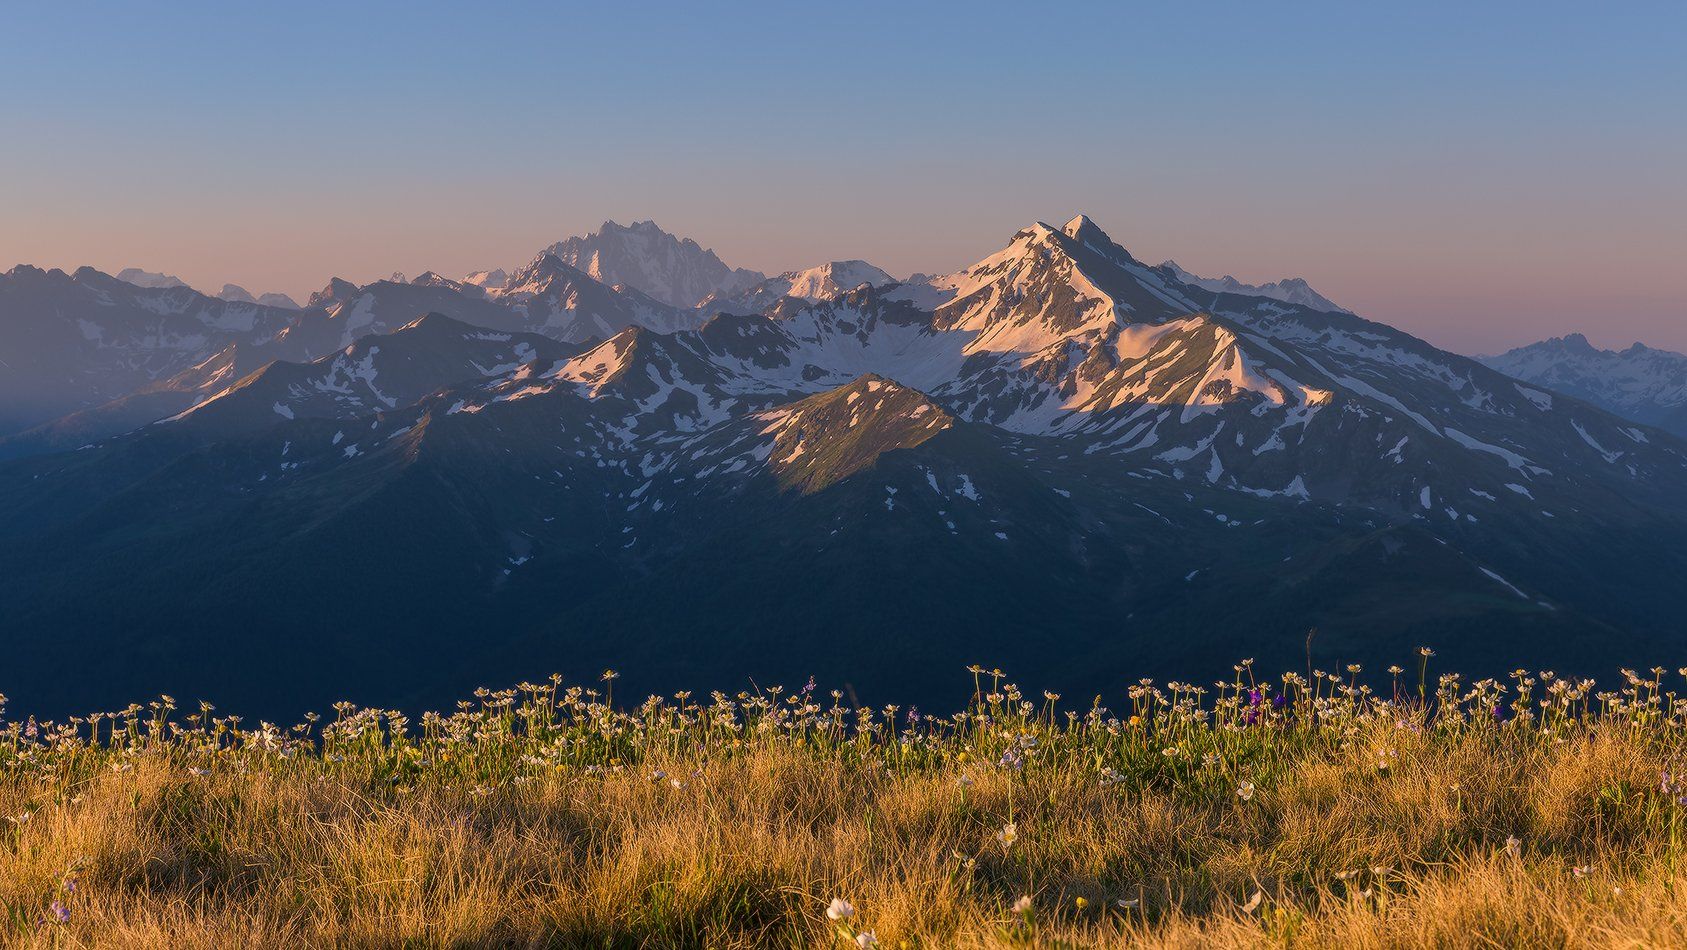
[1162, 260, 1350, 313]
[1482, 334, 1687, 437]
[461, 269, 510, 293]
[217, 284, 301, 310]
[701, 260, 897, 313]
[535, 220, 764, 308]
[116, 267, 190, 290]
[0, 265, 301, 437]
[0, 345, 246, 461]
[165, 312, 579, 440]
[258, 292, 301, 310]
[5, 213, 1687, 718]
[0, 258, 711, 446]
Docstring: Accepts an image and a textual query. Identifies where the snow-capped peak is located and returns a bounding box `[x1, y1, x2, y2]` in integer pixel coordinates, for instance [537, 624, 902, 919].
[925, 214, 1197, 353]
[1062, 213, 1093, 235]
[530, 220, 764, 309]
[782, 261, 896, 300]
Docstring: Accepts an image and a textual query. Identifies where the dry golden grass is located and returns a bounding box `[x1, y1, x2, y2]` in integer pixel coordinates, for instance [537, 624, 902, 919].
[2, 665, 1686, 947]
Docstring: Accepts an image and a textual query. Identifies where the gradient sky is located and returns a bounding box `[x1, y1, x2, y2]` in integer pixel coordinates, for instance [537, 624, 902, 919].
[3, 1, 1683, 355]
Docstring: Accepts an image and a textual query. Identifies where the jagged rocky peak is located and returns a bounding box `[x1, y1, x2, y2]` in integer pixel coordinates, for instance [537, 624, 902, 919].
[1060, 213, 1114, 246]
[410, 271, 468, 292]
[501, 254, 596, 296]
[1552, 332, 1597, 353]
[927, 213, 1201, 347]
[306, 277, 362, 309]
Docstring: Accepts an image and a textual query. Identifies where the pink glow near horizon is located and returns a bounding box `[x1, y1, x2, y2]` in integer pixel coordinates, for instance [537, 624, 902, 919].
[8, 196, 1681, 357]
[3, 3, 1682, 357]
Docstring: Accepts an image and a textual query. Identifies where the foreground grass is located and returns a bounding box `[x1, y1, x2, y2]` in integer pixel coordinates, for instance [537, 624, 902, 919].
[4, 661, 1687, 946]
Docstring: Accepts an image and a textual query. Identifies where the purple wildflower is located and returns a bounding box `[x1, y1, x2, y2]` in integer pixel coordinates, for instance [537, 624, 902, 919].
[48, 901, 68, 924]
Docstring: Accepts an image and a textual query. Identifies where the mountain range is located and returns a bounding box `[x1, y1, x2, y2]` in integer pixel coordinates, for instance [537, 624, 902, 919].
[3, 215, 1686, 718]
[1481, 334, 1687, 438]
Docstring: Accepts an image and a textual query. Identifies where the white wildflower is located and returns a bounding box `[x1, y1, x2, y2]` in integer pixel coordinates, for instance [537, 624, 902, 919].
[995, 822, 1018, 849]
[826, 898, 855, 921]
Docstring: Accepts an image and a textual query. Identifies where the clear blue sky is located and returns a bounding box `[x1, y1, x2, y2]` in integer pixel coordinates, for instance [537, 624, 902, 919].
[3, 1, 1683, 353]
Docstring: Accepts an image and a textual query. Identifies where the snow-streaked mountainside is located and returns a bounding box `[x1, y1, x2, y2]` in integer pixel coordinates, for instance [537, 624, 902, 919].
[0, 247, 701, 440]
[439, 213, 1679, 516]
[533, 219, 764, 309]
[0, 265, 304, 437]
[1162, 260, 1350, 313]
[5, 213, 1687, 716]
[1481, 334, 1687, 438]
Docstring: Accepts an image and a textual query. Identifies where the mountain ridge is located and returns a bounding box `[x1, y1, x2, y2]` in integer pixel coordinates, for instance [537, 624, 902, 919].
[4, 213, 1687, 717]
